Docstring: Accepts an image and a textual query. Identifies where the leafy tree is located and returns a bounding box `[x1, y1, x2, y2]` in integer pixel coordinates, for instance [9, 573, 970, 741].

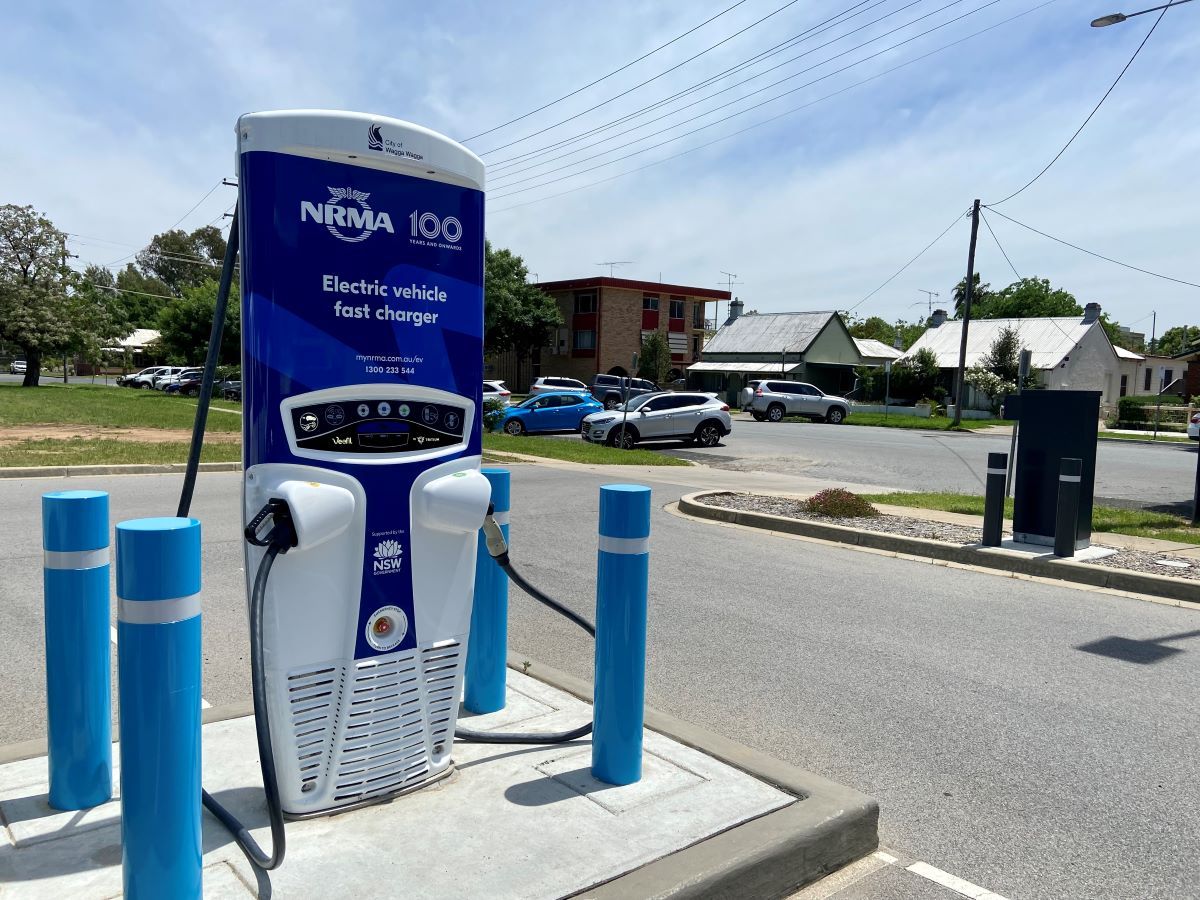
[1154, 325, 1200, 356]
[0, 204, 75, 386]
[952, 272, 992, 317]
[846, 315, 925, 351]
[483, 242, 561, 386]
[636, 330, 671, 384]
[979, 277, 1080, 319]
[156, 278, 240, 365]
[964, 367, 1015, 414]
[981, 325, 1023, 384]
[135, 225, 228, 296]
[114, 264, 174, 328]
[67, 264, 129, 377]
[890, 347, 940, 401]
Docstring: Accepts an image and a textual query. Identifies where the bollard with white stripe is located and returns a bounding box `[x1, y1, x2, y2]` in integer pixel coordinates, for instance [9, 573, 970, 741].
[1054, 458, 1083, 558]
[465, 467, 510, 714]
[982, 452, 1007, 548]
[42, 490, 112, 811]
[592, 484, 651, 786]
[116, 517, 203, 900]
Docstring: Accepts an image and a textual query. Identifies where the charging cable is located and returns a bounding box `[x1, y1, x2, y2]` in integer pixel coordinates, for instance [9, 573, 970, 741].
[453, 507, 596, 745]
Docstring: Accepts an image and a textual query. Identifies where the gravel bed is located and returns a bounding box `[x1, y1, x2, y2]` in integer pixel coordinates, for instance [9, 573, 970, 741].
[701, 492, 1200, 582]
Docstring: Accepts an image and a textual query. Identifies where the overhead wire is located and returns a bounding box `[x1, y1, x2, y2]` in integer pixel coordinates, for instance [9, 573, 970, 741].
[488, 0, 1059, 213]
[461, 0, 752, 142]
[986, 0, 1176, 206]
[846, 209, 968, 313]
[489, 0, 941, 186]
[979, 209, 1021, 279]
[489, 0, 1003, 200]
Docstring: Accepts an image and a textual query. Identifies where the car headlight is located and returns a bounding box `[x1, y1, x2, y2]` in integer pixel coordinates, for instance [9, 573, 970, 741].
[590, 416, 616, 426]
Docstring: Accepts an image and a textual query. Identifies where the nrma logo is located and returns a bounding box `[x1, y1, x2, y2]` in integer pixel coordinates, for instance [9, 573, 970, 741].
[372, 539, 404, 575]
[301, 186, 395, 243]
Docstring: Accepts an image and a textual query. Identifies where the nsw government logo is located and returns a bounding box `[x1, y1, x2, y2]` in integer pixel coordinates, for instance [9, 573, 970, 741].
[300, 186, 395, 243]
[372, 539, 404, 575]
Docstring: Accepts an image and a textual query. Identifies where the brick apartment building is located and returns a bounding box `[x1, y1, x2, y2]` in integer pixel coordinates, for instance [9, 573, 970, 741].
[486, 277, 730, 390]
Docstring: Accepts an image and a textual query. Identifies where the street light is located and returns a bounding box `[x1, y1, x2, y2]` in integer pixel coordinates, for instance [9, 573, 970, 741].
[1091, 0, 1192, 26]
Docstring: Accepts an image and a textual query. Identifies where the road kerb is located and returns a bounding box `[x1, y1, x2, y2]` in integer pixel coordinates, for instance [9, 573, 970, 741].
[0, 461, 242, 480]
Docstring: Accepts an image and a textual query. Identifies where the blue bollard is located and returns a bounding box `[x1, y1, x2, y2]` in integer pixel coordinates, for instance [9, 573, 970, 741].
[465, 467, 511, 714]
[42, 490, 112, 811]
[592, 484, 651, 786]
[116, 517, 203, 900]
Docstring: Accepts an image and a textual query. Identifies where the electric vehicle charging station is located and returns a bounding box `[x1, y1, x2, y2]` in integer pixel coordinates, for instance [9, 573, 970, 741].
[237, 110, 491, 816]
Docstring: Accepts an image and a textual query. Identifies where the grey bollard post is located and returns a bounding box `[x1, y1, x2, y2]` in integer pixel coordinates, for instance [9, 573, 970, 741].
[1054, 458, 1082, 558]
[982, 452, 1007, 547]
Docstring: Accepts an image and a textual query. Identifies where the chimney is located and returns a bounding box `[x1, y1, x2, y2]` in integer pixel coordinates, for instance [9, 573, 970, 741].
[724, 297, 744, 326]
[930, 308, 947, 328]
[1083, 302, 1101, 324]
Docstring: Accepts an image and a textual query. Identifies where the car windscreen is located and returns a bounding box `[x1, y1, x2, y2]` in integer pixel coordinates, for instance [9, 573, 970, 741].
[619, 394, 657, 412]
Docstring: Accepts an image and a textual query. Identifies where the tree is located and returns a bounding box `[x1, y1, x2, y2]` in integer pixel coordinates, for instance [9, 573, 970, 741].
[0, 204, 75, 386]
[890, 347, 941, 401]
[67, 264, 129, 378]
[483, 242, 561, 386]
[981, 325, 1023, 384]
[979, 277, 1080, 319]
[1154, 325, 1200, 356]
[114, 264, 174, 328]
[846, 315, 925, 351]
[135, 225, 228, 296]
[637, 330, 671, 384]
[156, 278, 240, 366]
[952, 272, 992, 317]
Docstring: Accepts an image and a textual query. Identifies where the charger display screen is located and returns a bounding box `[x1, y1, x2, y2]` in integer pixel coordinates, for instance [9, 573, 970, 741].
[290, 400, 465, 454]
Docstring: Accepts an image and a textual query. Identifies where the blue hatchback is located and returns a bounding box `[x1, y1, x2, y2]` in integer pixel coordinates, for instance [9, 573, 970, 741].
[499, 391, 603, 435]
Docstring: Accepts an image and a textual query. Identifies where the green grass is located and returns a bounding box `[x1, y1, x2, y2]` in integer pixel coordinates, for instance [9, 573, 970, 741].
[861, 491, 1200, 546]
[0, 439, 242, 467]
[844, 413, 1006, 431]
[482, 432, 688, 466]
[1099, 431, 1193, 444]
[0, 383, 239, 432]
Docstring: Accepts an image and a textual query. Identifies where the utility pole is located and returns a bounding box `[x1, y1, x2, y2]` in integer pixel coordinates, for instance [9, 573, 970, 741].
[918, 289, 939, 318]
[1148, 310, 1157, 354]
[951, 200, 981, 428]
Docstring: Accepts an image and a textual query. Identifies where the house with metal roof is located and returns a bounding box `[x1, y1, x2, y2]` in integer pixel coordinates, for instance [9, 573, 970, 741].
[853, 338, 904, 366]
[687, 303, 863, 402]
[901, 302, 1124, 409]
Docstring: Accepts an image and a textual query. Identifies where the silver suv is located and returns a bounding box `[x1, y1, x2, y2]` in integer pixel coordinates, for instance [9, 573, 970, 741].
[589, 374, 659, 410]
[744, 380, 850, 424]
[529, 376, 588, 396]
[582, 392, 731, 448]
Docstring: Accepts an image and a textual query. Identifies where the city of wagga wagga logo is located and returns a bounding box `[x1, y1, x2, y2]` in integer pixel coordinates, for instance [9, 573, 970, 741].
[301, 187, 395, 244]
[373, 539, 404, 574]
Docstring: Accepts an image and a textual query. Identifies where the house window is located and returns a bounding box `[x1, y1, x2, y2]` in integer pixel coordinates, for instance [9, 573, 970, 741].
[692, 303, 704, 327]
[1144, 369, 1152, 391]
[1164, 368, 1174, 387]
[1119, 375, 1128, 397]
[669, 297, 685, 319]
[574, 291, 596, 314]
[573, 329, 596, 350]
[642, 294, 659, 311]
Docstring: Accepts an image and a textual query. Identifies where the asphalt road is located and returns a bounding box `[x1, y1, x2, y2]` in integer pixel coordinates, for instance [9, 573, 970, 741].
[2, 469, 1197, 898]
[661, 415, 1197, 510]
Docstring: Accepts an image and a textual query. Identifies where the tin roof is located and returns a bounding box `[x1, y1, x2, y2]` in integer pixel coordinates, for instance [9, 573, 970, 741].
[902, 317, 1104, 370]
[853, 338, 904, 361]
[702, 311, 838, 355]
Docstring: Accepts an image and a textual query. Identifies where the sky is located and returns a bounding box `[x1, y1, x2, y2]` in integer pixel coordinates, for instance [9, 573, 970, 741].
[1, 0, 1197, 336]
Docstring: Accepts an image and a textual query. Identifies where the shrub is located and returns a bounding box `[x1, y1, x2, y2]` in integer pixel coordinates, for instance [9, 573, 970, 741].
[483, 397, 508, 432]
[803, 488, 880, 518]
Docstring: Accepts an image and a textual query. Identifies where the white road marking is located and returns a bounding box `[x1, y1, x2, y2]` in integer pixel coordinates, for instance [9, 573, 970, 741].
[906, 861, 1009, 900]
[110, 624, 212, 709]
[873, 851, 899, 865]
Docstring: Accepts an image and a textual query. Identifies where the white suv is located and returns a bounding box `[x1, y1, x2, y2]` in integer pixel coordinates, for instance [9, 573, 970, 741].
[744, 380, 851, 424]
[582, 392, 731, 449]
[122, 365, 171, 389]
[529, 376, 588, 396]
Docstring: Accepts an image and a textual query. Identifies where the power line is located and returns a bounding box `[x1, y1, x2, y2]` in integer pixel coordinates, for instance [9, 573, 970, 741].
[488, 0, 889, 172]
[490, 0, 1002, 200]
[489, 1, 1058, 213]
[490, 0, 941, 186]
[163, 181, 224, 232]
[477, 0, 810, 155]
[984, 207, 1200, 289]
[847, 209, 967, 313]
[987, 0, 1176, 206]
[979, 209, 1021, 279]
[462, 0, 752, 142]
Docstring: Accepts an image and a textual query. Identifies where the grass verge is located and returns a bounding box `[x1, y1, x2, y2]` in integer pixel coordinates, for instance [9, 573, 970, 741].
[1098, 431, 1193, 444]
[0, 383, 240, 432]
[483, 432, 688, 466]
[0, 439, 242, 467]
[862, 491, 1200, 546]
[844, 413, 1006, 431]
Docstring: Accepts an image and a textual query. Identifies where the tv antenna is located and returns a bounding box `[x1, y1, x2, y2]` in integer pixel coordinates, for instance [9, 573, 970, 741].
[596, 261, 633, 277]
[717, 271, 743, 328]
[918, 289, 939, 316]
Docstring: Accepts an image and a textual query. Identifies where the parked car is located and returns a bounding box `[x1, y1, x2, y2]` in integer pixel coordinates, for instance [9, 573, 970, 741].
[219, 380, 242, 402]
[498, 391, 602, 435]
[582, 392, 731, 449]
[153, 367, 197, 390]
[528, 376, 588, 396]
[1189, 411, 1199, 441]
[120, 365, 172, 389]
[483, 380, 512, 405]
[745, 380, 851, 424]
[9, 359, 27, 375]
[588, 374, 659, 410]
[165, 371, 210, 397]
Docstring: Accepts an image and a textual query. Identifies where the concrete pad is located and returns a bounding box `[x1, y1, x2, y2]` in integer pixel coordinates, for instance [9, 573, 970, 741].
[994, 539, 1117, 561]
[0, 670, 822, 899]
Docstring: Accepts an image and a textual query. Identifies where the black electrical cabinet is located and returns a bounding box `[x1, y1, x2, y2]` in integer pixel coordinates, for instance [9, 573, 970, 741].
[1007, 390, 1101, 549]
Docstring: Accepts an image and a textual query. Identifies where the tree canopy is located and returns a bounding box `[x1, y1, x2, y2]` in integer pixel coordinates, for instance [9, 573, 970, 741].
[979, 277, 1081, 319]
[484, 242, 561, 382]
[846, 315, 925, 351]
[636, 331, 671, 383]
[1154, 325, 1200, 357]
[952, 273, 992, 317]
[156, 278, 240, 366]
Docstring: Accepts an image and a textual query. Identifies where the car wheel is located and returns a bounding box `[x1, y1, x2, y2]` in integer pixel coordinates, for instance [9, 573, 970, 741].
[603, 396, 621, 410]
[766, 403, 785, 422]
[752, 412, 766, 422]
[825, 406, 846, 424]
[694, 421, 722, 447]
[609, 429, 637, 450]
[140, 382, 153, 389]
[185, 387, 199, 397]
[503, 419, 526, 436]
